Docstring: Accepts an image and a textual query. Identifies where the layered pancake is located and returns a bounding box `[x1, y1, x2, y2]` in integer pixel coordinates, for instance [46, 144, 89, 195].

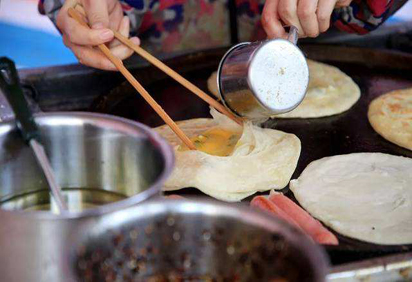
[155, 108, 301, 201]
[207, 60, 360, 118]
[368, 88, 412, 151]
[290, 153, 412, 245]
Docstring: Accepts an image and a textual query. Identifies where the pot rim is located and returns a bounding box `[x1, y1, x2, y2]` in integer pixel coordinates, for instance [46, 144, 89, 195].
[69, 198, 330, 282]
[0, 111, 175, 220]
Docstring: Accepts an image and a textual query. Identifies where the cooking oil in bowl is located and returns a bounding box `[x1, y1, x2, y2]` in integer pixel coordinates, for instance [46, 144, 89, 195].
[0, 188, 127, 213]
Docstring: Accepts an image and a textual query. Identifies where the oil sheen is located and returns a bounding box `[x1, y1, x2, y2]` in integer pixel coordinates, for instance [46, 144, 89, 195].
[179, 128, 241, 156]
[0, 188, 127, 213]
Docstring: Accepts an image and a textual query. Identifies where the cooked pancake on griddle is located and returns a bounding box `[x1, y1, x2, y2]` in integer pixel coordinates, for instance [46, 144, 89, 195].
[368, 88, 412, 151]
[207, 60, 360, 118]
[290, 153, 412, 245]
[155, 108, 301, 202]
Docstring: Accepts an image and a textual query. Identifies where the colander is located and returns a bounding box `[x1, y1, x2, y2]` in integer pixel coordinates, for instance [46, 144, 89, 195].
[69, 198, 329, 282]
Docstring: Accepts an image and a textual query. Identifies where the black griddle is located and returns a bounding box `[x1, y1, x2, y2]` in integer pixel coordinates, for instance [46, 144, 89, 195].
[19, 44, 412, 266]
[88, 45, 412, 265]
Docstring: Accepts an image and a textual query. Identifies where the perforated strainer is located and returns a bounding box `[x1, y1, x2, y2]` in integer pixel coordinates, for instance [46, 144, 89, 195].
[69, 198, 329, 281]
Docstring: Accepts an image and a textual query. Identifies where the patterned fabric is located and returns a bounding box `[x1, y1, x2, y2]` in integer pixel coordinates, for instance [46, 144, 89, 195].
[132, 0, 231, 53]
[332, 0, 397, 34]
[39, 0, 65, 32]
[236, 0, 266, 42]
[38, 0, 404, 53]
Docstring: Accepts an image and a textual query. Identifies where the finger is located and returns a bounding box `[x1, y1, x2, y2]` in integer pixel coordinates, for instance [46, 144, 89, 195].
[82, 0, 110, 29]
[62, 33, 71, 47]
[62, 17, 114, 45]
[297, 0, 320, 37]
[130, 36, 141, 46]
[278, 0, 305, 37]
[58, 1, 114, 46]
[74, 1, 121, 46]
[317, 0, 337, 33]
[75, 46, 117, 71]
[120, 16, 131, 37]
[261, 0, 287, 39]
[109, 0, 124, 31]
[56, 0, 78, 31]
[110, 37, 140, 60]
[66, 38, 117, 71]
[110, 16, 130, 48]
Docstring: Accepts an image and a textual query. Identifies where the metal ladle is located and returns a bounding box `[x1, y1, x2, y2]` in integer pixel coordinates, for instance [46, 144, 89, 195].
[217, 26, 309, 120]
[0, 57, 68, 213]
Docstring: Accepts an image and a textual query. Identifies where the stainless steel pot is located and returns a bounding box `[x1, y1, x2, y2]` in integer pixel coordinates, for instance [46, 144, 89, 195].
[67, 198, 329, 282]
[0, 112, 174, 281]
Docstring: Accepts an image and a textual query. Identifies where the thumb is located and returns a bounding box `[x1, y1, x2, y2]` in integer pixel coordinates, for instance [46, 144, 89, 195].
[82, 0, 109, 29]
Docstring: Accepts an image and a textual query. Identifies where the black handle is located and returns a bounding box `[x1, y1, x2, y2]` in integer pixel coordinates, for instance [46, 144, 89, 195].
[0, 57, 40, 143]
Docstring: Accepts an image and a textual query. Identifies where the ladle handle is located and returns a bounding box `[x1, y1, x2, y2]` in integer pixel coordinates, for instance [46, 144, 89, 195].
[0, 57, 40, 143]
[287, 26, 299, 45]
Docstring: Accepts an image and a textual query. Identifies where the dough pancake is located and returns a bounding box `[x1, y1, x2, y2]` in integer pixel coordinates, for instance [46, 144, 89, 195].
[368, 88, 412, 151]
[155, 108, 301, 202]
[290, 153, 412, 245]
[207, 60, 360, 118]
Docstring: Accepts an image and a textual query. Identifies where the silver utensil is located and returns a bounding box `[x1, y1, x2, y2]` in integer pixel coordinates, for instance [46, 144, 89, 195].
[0, 111, 174, 281]
[69, 198, 329, 281]
[0, 57, 67, 212]
[218, 26, 309, 120]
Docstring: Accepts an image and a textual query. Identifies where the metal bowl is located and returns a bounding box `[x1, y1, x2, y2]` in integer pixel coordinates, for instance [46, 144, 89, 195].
[0, 112, 174, 281]
[0, 112, 174, 212]
[69, 199, 329, 282]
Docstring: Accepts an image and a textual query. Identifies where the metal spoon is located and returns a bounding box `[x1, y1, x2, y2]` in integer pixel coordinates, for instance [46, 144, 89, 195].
[0, 57, 68, 213]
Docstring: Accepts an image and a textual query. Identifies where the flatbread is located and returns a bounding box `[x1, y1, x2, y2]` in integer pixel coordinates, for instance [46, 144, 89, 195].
[207, 60, 360, 118]
[368, 88, 412, 151]
[290, 153, 412, 245]
[155, 108, 301, 202]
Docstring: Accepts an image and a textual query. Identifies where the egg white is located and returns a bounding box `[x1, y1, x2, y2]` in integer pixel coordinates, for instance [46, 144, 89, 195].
[156, 108, 301, 202]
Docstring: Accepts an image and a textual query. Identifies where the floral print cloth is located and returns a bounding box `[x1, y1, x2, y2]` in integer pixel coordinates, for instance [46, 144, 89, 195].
[39, 0, 405, 54]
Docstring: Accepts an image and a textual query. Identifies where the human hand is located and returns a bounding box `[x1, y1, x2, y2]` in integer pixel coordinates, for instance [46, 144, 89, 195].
[56, 0, 140, 70]
[262, 0, 353, 38]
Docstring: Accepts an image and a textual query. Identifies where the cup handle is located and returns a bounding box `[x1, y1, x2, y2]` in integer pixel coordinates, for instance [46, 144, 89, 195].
[287, 26, 299, 45]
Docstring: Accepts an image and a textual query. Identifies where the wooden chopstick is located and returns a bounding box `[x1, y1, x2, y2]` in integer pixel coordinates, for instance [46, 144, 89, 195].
[73, 5, 243, 125]
[112, 34, 243, 124]
[68, 8, 196, 150]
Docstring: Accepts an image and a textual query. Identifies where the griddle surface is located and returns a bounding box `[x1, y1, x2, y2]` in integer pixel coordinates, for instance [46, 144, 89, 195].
[91, 45, 412, 265]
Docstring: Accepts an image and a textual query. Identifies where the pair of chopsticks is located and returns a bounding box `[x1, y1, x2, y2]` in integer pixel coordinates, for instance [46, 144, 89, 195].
[68, 7, 242, 150]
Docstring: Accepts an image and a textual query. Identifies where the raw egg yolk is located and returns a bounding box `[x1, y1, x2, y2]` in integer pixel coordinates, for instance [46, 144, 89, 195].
[179, 128, 241, 156]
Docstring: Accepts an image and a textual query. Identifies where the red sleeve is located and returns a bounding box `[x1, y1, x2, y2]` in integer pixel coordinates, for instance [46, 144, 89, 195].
[332, 0, 398, 34]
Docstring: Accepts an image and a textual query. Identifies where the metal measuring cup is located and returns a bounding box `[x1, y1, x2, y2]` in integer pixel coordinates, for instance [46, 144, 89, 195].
[217, 26, 309, 120]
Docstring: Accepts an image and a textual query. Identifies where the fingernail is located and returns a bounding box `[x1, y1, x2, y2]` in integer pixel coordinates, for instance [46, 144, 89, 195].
[130, 37, 140, 45]
[100, 30, 113, 41]
[92, 22, 105, 29]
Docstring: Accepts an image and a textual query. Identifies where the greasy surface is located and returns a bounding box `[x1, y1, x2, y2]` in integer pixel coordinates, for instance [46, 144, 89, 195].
[89, 45, 412, 264]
